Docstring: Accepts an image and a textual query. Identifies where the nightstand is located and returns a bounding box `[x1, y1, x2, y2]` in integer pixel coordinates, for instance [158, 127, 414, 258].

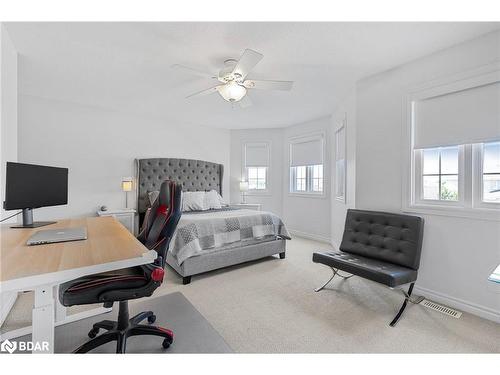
[230, 203, 262, 211]
[97, 208, 136, 234]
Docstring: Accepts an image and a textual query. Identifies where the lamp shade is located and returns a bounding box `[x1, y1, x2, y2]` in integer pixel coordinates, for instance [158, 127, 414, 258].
[122, 178, 133, 192]
[239, 181, 249, 192]
[219, 81, 247, 102]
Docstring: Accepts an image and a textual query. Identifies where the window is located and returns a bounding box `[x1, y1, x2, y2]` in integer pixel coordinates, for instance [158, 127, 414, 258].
[247, 166, 267, 190]
[334, 123, 346, 201]
[243, 141, 270, 192]
[289, 133, 325, 195]
[421, 146, 459, 201]
[294, 166, 307, 191]
[290, 165, 323, 193]
[482, 141, 500, 203]
[405, 68, 500, 219]
[311, 164, 324, 192]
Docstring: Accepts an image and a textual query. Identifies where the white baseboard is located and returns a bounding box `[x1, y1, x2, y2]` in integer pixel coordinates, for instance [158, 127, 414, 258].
[288, 229, 331, 244]
[414, 285, 500, 323]
[0, 292, 18, 327]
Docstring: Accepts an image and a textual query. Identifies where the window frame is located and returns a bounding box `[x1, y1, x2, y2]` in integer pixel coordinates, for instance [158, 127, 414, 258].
[473, 141, 500, 209]
[288, 132, 327, 198]
[402, 62, 500, 221]
[413, 145, 465, 207]
[334, 119, 347, 203]
[246, 166, 268, 191]
[242, 140, 271, 195]
[290, 164, 324, 194]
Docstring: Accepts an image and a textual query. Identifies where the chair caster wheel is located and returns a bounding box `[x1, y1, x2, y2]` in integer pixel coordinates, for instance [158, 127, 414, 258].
[147, 315, 156, 324]
[162, 338, 172, 349]
[88, 328, 99, 338]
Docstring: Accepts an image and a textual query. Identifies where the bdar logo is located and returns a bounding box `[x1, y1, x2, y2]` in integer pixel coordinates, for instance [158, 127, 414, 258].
[1, 339, 17, 354]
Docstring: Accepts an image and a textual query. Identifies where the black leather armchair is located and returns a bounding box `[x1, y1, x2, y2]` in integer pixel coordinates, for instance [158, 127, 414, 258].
[312, 209, 424, 326]
[59, 180, 182, 353]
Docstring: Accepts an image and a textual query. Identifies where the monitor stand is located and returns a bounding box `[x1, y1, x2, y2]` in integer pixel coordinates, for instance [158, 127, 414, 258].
[10, 208, 56, 228]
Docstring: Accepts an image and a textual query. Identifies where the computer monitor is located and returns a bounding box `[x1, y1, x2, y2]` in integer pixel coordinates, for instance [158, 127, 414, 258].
[3, 162, 68, 228]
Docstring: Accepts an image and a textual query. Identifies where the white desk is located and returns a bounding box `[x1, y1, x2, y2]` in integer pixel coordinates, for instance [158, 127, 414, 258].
[0, 217, 156, 353]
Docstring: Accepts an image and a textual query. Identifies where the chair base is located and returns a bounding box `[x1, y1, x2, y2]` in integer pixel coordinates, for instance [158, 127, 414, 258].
[73, 301, 174, 353]
[314, 266, 422, 327]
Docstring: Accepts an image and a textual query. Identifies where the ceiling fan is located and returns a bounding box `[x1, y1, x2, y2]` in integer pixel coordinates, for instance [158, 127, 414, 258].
[172, 49, 293, 108]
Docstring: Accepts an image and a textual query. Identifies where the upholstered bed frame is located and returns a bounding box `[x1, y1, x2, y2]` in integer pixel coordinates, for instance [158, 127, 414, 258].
[135, 158, 286, 284]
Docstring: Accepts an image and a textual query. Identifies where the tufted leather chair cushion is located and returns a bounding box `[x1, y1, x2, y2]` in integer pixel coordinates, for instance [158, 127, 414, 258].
[137, 158, 223, 214]
[339, 209, 424, 270]
[312, 251, 418, 287]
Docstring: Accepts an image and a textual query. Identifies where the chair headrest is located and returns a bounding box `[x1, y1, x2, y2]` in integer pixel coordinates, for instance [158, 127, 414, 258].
[158, 180, 172, 207]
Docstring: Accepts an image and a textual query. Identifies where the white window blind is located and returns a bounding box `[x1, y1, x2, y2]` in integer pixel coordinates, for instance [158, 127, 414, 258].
[245, 142, 269, 167]
[290, 136, 323, 167]
[413, 81, 500, 149]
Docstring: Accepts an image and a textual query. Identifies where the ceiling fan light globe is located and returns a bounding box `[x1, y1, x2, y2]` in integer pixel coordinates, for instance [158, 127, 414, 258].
[219, 81, 247, 102]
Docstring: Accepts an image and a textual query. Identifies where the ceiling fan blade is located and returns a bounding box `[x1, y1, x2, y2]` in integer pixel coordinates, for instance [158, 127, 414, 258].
[243, 79, 294, 91]
[186, 85, 222, 99]
[232, 49, 263, 80]
[238, 95, 253, 108]
[171, 64, 217, 79]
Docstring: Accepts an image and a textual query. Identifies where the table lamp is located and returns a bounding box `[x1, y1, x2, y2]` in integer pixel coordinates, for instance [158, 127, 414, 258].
[122, 177, 133, 208]
[239, 181, 249, 203]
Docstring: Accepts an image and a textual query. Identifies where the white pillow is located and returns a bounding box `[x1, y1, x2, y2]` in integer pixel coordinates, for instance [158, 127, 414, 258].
[182, 191, 205, 211]
[215, 191, 228, 206]
[204, 190, 222, 210]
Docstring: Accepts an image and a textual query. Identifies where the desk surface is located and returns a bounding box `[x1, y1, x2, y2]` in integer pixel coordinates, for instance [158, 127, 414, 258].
[1, 217, 154, 289]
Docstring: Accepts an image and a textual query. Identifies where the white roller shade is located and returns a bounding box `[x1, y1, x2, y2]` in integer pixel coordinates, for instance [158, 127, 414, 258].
[290, 136, 324, 167]
[414, 82, 500, 149]
[245, 142, 269, 167]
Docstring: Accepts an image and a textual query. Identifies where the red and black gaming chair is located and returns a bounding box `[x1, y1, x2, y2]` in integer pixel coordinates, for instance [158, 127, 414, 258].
[59, 180, 182, 353]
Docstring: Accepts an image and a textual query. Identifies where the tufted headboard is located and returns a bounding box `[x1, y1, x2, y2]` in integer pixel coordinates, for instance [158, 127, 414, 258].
[135, 158, 224, 215]
[340, 209, 424, 270]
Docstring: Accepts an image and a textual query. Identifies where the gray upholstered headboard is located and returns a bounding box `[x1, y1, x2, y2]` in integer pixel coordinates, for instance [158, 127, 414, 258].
[136, 158, 224, 214]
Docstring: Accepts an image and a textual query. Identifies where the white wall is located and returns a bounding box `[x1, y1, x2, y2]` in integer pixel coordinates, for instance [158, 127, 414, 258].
[330, 91, 356, 248]
[0, 23, 18, 221]
[355, 30, 500, 321]
[229, 116, 333, 242]
[230, 128, 284, 216]
[18, 95, 231, 220]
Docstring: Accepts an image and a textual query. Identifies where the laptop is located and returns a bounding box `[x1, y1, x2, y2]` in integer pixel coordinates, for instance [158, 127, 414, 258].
[27, 227, 88, 246]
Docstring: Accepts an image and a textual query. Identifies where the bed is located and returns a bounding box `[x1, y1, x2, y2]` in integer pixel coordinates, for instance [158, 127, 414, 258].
[135, 158, 289, 284]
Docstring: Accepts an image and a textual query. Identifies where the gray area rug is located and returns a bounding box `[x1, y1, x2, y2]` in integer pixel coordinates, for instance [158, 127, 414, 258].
[10, 292, 232, 353]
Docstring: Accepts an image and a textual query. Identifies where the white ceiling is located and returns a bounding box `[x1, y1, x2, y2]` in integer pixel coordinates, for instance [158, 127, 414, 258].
[6, 22, 500, 129]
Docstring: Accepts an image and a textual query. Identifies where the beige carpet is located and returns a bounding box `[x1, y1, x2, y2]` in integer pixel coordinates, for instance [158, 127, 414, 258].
[2, 236, 499, 353]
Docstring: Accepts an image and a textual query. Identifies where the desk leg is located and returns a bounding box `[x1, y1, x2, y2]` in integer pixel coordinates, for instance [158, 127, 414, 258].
[32, 285, 54, 354]
[54, 285, 66, 322]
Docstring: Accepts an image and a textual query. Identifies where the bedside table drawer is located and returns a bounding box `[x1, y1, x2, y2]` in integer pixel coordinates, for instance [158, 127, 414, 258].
[230, 203, 262, 211]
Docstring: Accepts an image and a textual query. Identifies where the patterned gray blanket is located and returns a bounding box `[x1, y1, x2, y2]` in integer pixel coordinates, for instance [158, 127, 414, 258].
[169, 209, 290, 265]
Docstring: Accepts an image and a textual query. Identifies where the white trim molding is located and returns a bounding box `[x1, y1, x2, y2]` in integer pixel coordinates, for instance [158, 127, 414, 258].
[413, 285, 500, 324]
[334, 114, 347, 203]
[288, 228, 331, 244]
